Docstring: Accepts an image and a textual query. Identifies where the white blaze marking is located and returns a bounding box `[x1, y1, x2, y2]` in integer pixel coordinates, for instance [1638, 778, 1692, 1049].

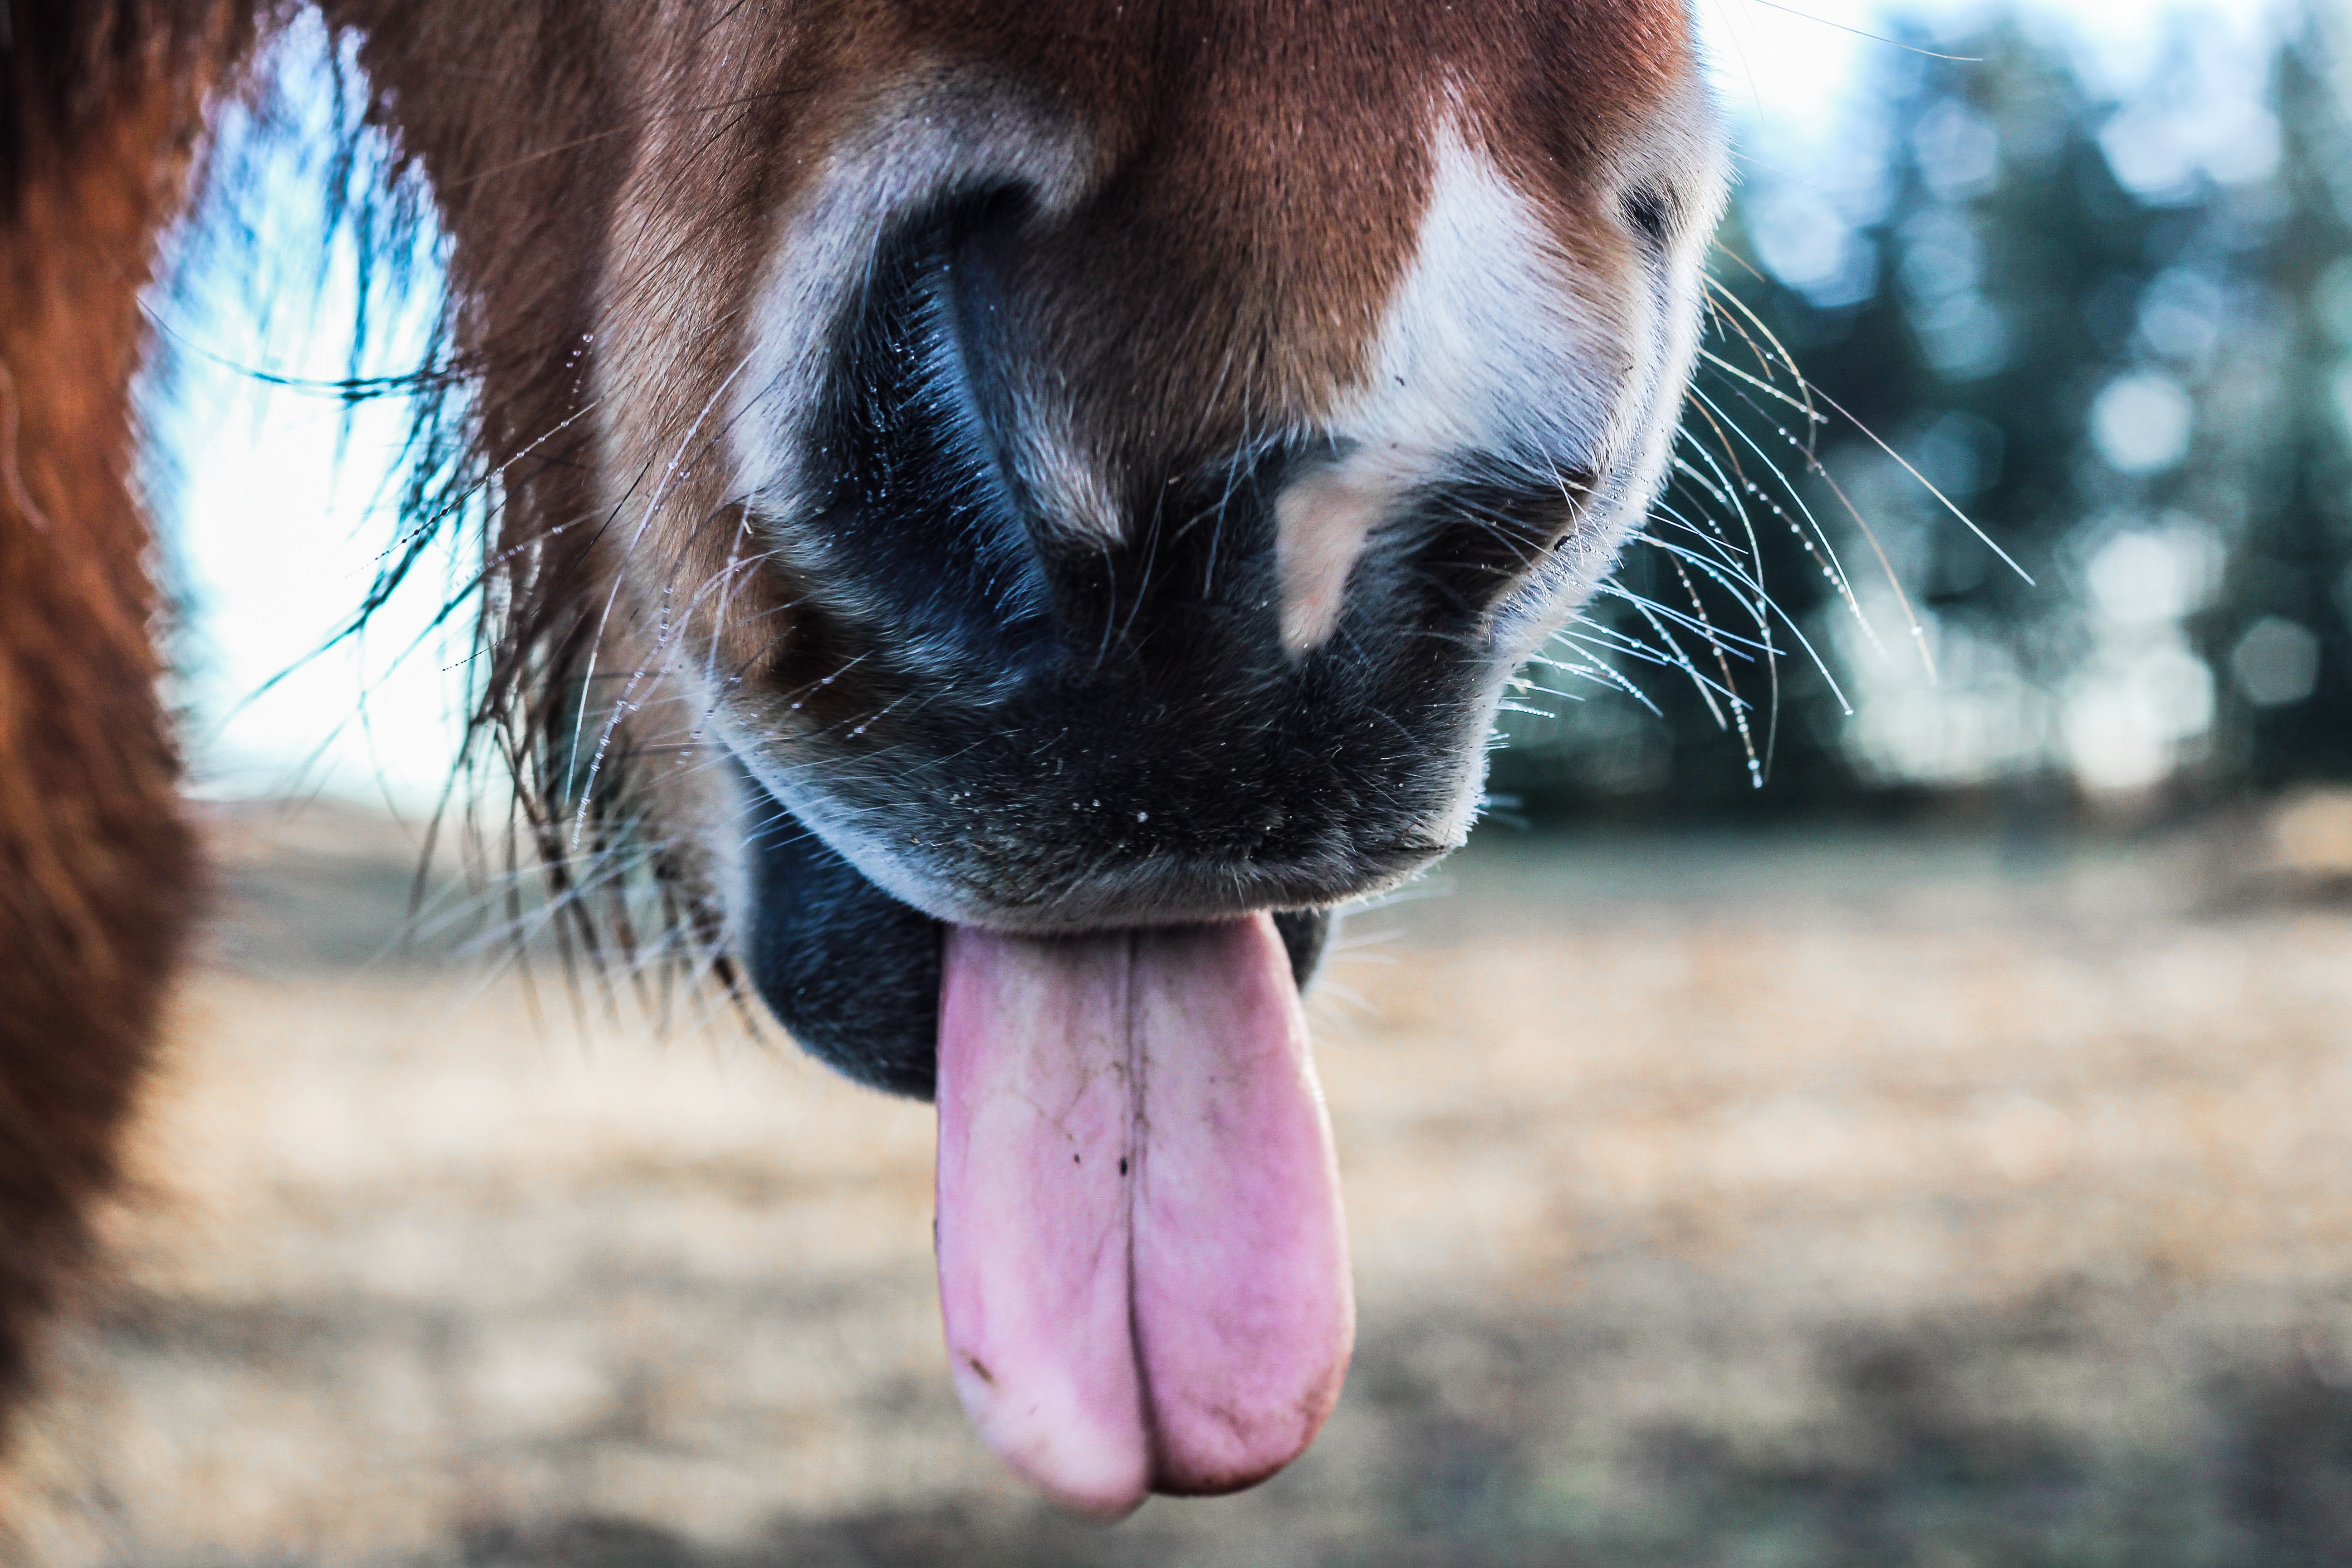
[1276, 466, 1396, 651]
[1274, 123, 1617, 654]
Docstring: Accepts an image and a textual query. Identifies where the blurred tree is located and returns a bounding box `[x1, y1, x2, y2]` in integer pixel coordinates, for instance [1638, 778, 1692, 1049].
[2195, 6, 2352, 790]
[1492, 3, 2352, 825]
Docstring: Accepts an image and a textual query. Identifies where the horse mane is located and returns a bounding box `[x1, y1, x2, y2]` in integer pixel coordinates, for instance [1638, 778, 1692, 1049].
[166, 11, 727, 1015]
[0, 0, 257, 1439]
[0, 5, 703, 1472]
[1, 2, 247, 199]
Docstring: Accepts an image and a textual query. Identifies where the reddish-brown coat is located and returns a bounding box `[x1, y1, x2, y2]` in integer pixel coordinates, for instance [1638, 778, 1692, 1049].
[0, 0, 246, 1440]
[0, 0, 1696, 1469]
[322, 0, 1695, 735]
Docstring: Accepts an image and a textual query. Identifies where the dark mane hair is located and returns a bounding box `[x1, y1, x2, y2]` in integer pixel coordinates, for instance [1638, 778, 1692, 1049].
[176, 15, 741, 1016]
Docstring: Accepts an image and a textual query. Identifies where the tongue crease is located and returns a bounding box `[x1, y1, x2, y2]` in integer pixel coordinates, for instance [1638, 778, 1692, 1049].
[934, 915, 1354, 1519]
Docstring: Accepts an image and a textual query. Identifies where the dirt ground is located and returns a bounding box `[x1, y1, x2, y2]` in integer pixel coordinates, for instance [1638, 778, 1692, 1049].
[9, 801, 2352, 1566]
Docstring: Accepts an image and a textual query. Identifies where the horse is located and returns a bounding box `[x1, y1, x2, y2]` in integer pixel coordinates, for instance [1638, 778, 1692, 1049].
[0, 0, 1725, 1517]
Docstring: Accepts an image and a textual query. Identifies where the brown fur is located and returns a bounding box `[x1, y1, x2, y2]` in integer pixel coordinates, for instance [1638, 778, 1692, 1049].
[307, 0, 1701, 898]
[0, 0, 1701, 1470]
[0, 0, 248, 1431]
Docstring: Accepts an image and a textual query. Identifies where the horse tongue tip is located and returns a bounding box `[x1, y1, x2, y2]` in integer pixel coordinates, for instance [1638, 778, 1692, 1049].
[935, 915, 1352, 1513]
[1149, 1449, 1307, 1499]
[996, 1452, 1150, 1522]
[1023, 1455, 1152, 1523]
[946, 1355, 1152, 1520]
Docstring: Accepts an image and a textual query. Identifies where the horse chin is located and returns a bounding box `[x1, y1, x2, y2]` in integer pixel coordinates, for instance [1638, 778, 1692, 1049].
[734, 773, 1333, 1101]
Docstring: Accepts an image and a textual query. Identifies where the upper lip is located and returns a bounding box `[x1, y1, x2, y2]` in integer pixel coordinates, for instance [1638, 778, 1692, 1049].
[916, 838, 1458, 933]
[749, 767, 1455, 932]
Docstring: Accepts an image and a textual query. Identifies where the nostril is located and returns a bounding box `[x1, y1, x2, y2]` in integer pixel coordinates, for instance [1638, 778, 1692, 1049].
[1622, 182, 1674, 253]
[798, 185, 1056, 663]
[940, 188, 1033, 481]
[1404, 471, 1594, 614]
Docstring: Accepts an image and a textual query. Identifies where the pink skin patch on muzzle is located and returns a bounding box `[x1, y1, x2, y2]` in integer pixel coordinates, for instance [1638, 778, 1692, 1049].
[934, 915, 1355, 1519]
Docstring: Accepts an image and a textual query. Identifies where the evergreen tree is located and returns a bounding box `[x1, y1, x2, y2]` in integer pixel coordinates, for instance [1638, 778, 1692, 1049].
[2197, 8, 2352, 790]
[1494, 4, 2352, 823]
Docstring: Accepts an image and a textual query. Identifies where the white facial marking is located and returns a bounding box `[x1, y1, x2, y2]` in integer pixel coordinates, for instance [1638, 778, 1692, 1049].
[1272, 93, 1727, 661]
[1482, 71, 1728, 664]
[1343, 125, 1621, 466]
[1276, 467, 1394, 652]
[1273, 122, 1616, 654]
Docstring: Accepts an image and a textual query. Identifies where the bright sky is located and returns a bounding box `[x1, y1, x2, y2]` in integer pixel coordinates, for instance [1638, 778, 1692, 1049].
[165, 0, 2289, 810]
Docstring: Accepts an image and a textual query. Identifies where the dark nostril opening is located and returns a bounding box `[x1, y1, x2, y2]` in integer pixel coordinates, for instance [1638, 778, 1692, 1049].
[941, 188, 1040, 500]
[1623, 183, 1673, 252]
[798, 183, 1055, 666]
[1402, 471, 1593, 616]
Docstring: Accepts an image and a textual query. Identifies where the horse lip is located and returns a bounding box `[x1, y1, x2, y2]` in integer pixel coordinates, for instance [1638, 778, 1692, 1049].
[899, 838, 1454, 933]
[742, 766, 1450, 934]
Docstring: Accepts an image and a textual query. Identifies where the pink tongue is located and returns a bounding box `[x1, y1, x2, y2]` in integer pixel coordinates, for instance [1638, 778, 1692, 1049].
[934, 914, 1354, 1519]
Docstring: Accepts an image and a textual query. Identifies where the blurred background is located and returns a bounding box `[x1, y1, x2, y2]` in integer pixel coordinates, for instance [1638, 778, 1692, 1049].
[20, 1, 2352, 1563]
[1501, 0, 2352, 828]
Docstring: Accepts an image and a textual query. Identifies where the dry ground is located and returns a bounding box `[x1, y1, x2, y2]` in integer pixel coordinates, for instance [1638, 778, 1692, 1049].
[9, 802, 2352, 1565]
